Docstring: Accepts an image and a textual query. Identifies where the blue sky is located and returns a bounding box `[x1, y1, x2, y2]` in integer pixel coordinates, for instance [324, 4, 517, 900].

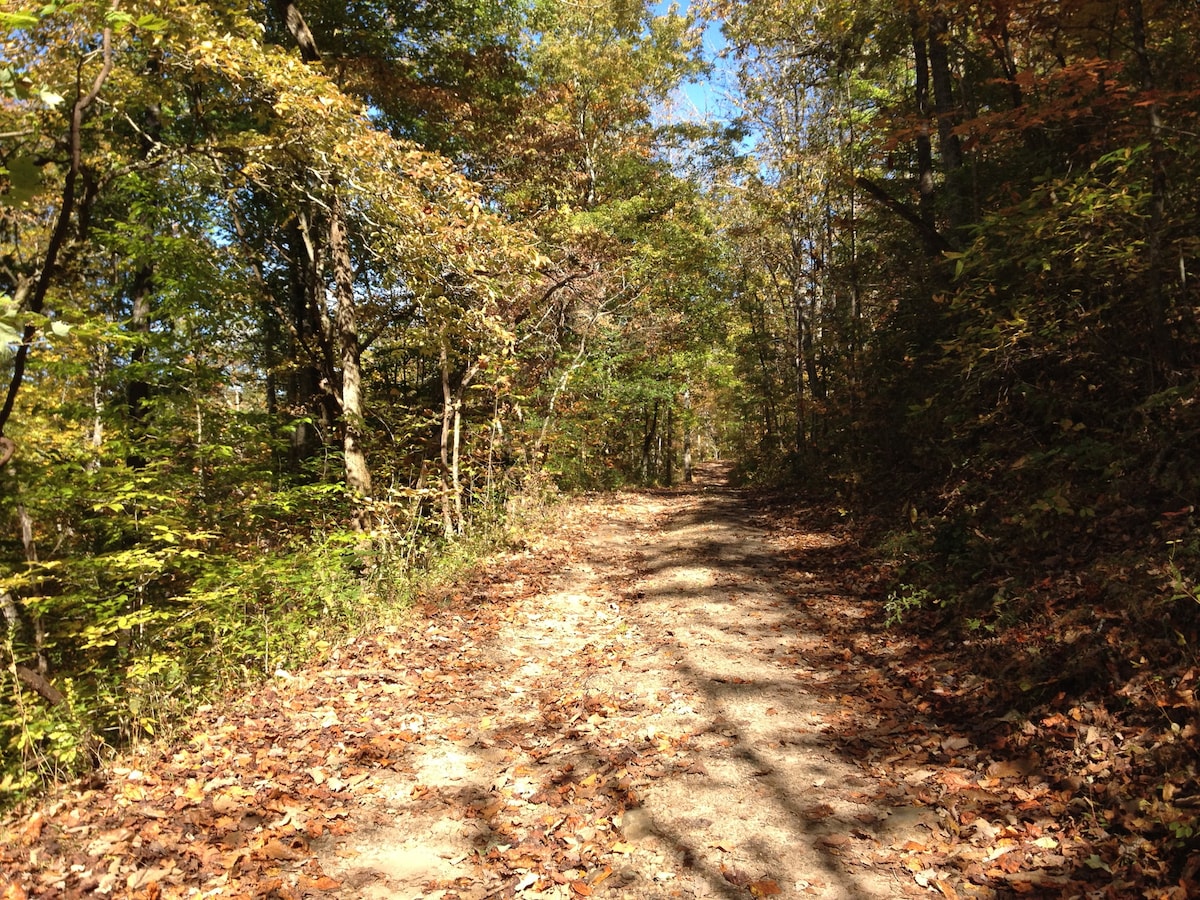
[652, 0, 736, 124]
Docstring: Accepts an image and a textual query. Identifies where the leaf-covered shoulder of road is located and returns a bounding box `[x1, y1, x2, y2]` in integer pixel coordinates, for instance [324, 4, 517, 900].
[759, 500, 1200, 899]
[0, 546, 528, 896]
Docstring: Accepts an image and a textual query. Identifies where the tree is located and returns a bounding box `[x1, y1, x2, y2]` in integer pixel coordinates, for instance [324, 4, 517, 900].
[0, 0, 544, 796]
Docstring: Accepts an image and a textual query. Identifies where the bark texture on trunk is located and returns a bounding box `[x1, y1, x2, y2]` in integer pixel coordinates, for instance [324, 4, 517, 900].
[330, 187, 372, 497]
[1128, 0, 1174, 385]
[910, 15, 936, 225]
[926, 13, 967, 228]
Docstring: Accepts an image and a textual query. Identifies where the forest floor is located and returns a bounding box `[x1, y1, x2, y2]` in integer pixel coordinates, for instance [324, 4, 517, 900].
[1, 462, 1193, 899]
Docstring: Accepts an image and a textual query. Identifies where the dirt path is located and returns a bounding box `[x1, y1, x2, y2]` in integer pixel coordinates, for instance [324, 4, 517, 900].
[2, 465, 941, 898]
[7, 461, 1183, 899]
[312, 462, 920, 899]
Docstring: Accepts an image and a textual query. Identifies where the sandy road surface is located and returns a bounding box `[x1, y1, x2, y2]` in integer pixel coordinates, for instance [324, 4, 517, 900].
[318, 463, 921, 899]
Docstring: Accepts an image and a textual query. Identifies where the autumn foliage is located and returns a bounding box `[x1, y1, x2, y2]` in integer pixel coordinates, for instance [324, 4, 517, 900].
[3, 0, 1200, 895]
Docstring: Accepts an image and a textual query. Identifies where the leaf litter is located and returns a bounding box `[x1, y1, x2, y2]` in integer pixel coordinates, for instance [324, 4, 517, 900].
[3, 462, 1194, 898]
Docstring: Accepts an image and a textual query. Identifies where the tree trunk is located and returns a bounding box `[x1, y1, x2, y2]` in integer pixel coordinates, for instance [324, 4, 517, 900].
[89, 347, 106, 471]
[124, 62, 163, 470]
[329, 186, 371, 497]
[681, 388, 694, 484]
[641, 400, 658, 482]
[125, 267, 153, 469]
[746, 297, 779, 447]
[273, 0, 321, 63]
[1128, 0, 1174, 386]
[664, 404, 675, 486]
[285, 214, 332, 472]
[16, 504, 48, 675]
[270, 1, 345, 476]
[439, 337, 456, 537]
[0, 26, 113, 439]
[450, 385, 466, 531]
[534, 328, 592, 462]
[909, 15, 936, 226]
[926, 12, 967, 227]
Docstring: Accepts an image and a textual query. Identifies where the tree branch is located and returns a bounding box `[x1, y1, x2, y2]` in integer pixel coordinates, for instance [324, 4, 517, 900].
[15, 664, 66, 706]
[0, 20, 114, 437]
[854, 176, 958, 255]
[272, 0, 322, 63]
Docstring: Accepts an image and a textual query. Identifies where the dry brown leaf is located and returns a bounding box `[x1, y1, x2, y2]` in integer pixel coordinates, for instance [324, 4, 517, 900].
[261, 838, 303, 861]
[750, 878, 782, 896]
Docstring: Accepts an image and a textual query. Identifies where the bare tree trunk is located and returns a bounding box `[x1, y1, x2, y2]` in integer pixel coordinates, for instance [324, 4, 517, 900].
[746, 298, 779, 447]
[439, 338, 457, 537]
[926, 12, 967, 227]
[485, 388, 500, 505]
[124, 63, 163, 470]
[1128, 0, 1174, 386]
[330, 186, 371, 497]
[0, 592, 19, 632]
[17, 505, 37, 566]
[910, 15, 936, 226]
[534, 329, 591, 461]
[641, 400, 658, 482]
[273, 0, 321, 62]
[125, 268, 153, 469]
[0, 24, 113, 439]
[285, 212, 336, 473]
[664, 404, 675, 486]
[89, 348, 106, 471]
[451, 389, 465, 529]
[16, 504, 48, 676]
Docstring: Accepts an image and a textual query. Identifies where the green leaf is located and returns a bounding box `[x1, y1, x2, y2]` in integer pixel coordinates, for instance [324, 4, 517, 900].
[0, 11, 41, 29]
[0, 321, 22, 345]
[1084, 855, 1112, 874]
[0, 156, 42, 207]
[134, 13, 168, 32]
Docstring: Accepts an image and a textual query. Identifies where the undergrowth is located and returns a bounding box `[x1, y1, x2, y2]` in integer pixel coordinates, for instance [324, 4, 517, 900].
[0, 471, 560, 809]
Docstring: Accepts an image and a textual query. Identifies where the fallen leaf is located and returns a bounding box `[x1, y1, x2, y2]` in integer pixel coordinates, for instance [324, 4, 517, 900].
[262, 838, 303, 861]
[513, 872, 538, 892]
[721, 864, 751, 887]
[750, 878, 782, 896]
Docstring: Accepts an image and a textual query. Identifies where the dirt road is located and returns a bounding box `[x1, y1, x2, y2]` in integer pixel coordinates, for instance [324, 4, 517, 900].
[314, 462, 921, 899]
[2, 463, 936, 899]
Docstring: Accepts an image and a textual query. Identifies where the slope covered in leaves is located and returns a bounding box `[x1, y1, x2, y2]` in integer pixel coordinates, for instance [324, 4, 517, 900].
[3, 464, 1196, 899]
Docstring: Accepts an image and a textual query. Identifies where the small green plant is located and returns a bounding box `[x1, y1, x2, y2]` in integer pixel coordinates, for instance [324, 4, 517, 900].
[884, 584, 938, 627]
[1165, 541, 1200, 606]
[1168, 818, 1195, 842]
